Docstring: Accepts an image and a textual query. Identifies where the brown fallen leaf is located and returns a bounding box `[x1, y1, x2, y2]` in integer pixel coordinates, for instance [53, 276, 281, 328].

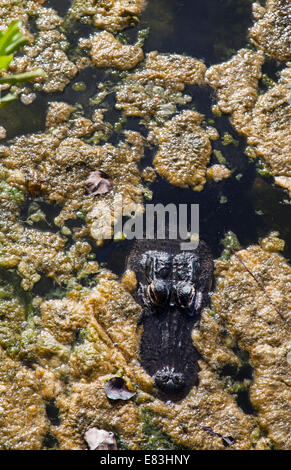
[85, 170, 113, 195]
[105, 377, 136, 401]
[84, 428, 117, 450]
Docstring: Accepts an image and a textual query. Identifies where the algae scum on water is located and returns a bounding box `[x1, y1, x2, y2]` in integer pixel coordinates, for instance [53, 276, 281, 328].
[0, 0, 290, 450]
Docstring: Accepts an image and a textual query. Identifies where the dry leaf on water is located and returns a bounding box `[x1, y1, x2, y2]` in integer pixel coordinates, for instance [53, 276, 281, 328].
[105, 377, 136, 401]
[84, 428, 117, 450]
[85, 170, 113, 195]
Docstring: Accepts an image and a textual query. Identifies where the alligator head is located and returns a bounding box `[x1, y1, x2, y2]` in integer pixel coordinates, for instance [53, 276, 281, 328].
[126, 239, 213, 400]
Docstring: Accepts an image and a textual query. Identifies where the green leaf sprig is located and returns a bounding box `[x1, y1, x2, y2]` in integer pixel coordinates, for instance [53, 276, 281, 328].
[0, 21, 45, 109]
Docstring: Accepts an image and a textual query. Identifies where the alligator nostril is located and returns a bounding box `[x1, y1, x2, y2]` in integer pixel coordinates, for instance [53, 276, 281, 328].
[153, 368, 185, 394]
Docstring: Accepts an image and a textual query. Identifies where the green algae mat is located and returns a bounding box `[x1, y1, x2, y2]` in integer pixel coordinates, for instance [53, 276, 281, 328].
[0, 0, 290, 450]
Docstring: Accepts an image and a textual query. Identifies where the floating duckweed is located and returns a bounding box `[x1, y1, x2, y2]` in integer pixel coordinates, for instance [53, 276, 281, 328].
[26, 210, 48, 226]
[261, 74, 276, 89]
[244, 146, 257, 159]
[259, 232, 285, 252]
[140, 409, 182, 450]
[219, 231, 241, 260]
[222, 376, 251, 394]
[206, 44, 290, 193]
[256, 159, 273, 178]
[76, 211, 86, 219]
[114, 116, 127, 132]
[142, 187, 153, 201]
[85, 130, 106, 144]
[61, 226, 72, 236]
[136, 28, 150, 48]
[222, 132, 239, 147]
[117, 32, 128, 44]
[219, 195, 228, 204]
[0, 181, 24, 202]
[250, 427, 262, 444]
[205, 308, 215, 317]
[207, 165, 231, 182]
[257, 167, 272, 178]
[121, 270, 137, 293]
[213, 149, 227, 165]
[206, 126, 219, 140]
[212, 105, 222, 116]
[221, 231, 241, 251]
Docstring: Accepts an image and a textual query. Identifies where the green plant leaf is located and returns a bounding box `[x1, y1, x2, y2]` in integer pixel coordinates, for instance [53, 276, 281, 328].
[0, 68, 46, 85]
[0, 93, 17, 109]
[0, 54, 13, 70]
[0, 21, 28, 56]
[0, 21, 45, 111]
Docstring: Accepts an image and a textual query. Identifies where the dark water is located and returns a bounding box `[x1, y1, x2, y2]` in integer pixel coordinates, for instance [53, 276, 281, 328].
[1, 0, 291, 267]
[135, 0, 254, 65]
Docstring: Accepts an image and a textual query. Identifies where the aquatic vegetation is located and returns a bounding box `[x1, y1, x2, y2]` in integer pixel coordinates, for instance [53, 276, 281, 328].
[206, 164, 231, 182]
[0, 21, 45, 108]
[0, 103, 144, 243]
[249, 0, 290, 61]
[0, 0, 290, 452]
[140, 408, 183, 450]
[206, 0, 291, 193]
[209, 238, 291, 449]
[151, 111, 212, 191]
[88, 31, 144, 70]
[0, 2, 78, 94]
[69, 0, 147, 33]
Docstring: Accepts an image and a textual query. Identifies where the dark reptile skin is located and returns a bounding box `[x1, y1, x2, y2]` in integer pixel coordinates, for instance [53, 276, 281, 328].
[126, 238, 213, 401]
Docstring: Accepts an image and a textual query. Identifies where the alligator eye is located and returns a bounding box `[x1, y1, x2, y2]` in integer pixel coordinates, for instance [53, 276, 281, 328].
[145, 256, 154, 282]
[175, 282, 195, 310]
[172, 374, 184, 385]
[158, 267, 170, 279]
[160, 374, 169, 383]
[147, 280, 169, 307]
